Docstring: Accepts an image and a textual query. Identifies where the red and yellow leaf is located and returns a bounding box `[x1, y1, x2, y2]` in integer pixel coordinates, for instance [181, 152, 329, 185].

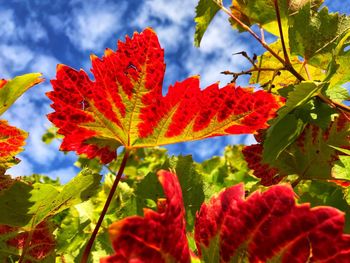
[0, 221, 55, 262]
[195, 183, 350, 262]
[243, 114, 350, 185]
[101, 170, 190, 263]
[48, 28, 281, 163]
[0, 120, 27, 172]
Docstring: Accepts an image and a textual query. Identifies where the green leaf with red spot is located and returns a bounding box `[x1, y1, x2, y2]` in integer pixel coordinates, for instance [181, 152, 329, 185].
[101, 170, 191, 263]
[0, 120, 27, 172]
[243, 114, 350, 186]
[0, 221, 55, 262]
[0, 73, 43, 116]
[195, 183, 350, 262]
[47, 28, 281, 164]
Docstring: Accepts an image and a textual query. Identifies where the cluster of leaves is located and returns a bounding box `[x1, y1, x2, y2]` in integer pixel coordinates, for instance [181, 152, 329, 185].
[0, 0, 350, 262]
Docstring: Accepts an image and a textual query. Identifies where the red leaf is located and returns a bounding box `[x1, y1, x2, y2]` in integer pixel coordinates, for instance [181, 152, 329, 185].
[0, 221, 55, 262]
[0, 120, 27, 171]
[48, 28, 281, 163]
[101, 170, 190, 263]
[195, 183, 350, 262]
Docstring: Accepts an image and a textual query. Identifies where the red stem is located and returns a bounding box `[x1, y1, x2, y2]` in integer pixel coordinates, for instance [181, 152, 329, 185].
[81, 149, 130, 263]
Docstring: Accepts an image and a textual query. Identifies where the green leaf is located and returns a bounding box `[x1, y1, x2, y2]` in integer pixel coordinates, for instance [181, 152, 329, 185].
[194, 0, 220, 47]
[324, 32, 350, 102]
[230, 0, 322, 35]
[0, 168, 101, 228]
[263, 113, 306, 163]
[263, 82, 322, 163]
[333, 156, 350, 181]
[0, 73, 43, 116]
[55, 175, 136, 262]
[0, 177, 33, 226]
[28, 168, 101, 226]
[289, 5, 350, 68]
[169, 155, 205, 230]
[273, 115, 349, 181]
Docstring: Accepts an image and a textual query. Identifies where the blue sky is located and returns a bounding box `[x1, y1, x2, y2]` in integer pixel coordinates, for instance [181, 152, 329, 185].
[1, 0, 347, 182]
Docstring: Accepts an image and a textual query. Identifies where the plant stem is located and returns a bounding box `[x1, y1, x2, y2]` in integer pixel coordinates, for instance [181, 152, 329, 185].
[81, 149, 130, 263]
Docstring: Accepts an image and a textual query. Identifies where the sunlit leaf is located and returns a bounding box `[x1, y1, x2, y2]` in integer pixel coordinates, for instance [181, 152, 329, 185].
[0, 120, 27, 172]
[230, 0, 323, 35]
[0, 73, 43, 116]
[194, 0, 220, 47]
[244, 114, 350, 185]
[262, 81, 324, 163]
[289, 5, 350, 68]
[101, 170, 190, 263]
[0, 169, 101, 227]
[250, 41, 325, 90]
[48, 28, 281, 163]
[195, 183, 350, 262]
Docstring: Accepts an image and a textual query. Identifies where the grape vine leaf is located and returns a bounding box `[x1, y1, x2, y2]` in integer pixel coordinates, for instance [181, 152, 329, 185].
[195, 183, 350, 262]
[55, 175, 136, 262]
[289, 5, 350, 68]
[0, 168, 101, 227]
[0, 73, 43, 116]
[101, 170, 190, 263]
[103, 170, 350, 262]
[250, 41, 325, 91]
[0, 120, 27, 172]
[48, 28, 280, 164]
[333, 156, 350, 181]
[229, 0, 323, 35]
[0, 221, 55, 262]
[244, 114, 350, 185]
[194, 0, 220, 47]
[262, 81, 323, 163]
[324, 32, 350, 102]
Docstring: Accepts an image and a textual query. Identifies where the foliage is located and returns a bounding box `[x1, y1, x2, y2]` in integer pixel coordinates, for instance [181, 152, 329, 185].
[0, 0, 350, 262]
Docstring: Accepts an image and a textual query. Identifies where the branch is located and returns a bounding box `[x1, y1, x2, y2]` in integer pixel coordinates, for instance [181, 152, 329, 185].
[222, 67, 285, 82]
[81, 149, 130, 263]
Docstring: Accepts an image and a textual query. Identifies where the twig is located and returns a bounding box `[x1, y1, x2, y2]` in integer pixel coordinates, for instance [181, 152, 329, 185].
[222, 67, 284, 82]
[233, 51, 257, 68]
[81, 149, 130, 263]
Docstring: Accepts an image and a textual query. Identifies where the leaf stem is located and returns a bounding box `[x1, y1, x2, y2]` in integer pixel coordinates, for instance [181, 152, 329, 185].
[81, 149, 130, 263]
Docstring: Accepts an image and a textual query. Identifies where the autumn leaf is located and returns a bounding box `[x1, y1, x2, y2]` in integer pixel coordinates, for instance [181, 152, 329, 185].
[47, 28, 281, 163]
[0, 120, 27, 172]
[101, 170, 190, 263]
[243, 114, 350, 185]
[0, 221, 55, 262]
[195, 183, 350, 262]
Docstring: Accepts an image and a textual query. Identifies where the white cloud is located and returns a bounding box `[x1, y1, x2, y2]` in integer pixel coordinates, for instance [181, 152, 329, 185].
[7, 156, 34, 177]
[30, 55, 60, 79]
[133, 0, 196, 51]
[183, 13, 250, 88]
[53, 0, 127, 51]
[0, 9, 48, 44]
[0, 10, 16, 41]
[0, 44, 34, 77]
